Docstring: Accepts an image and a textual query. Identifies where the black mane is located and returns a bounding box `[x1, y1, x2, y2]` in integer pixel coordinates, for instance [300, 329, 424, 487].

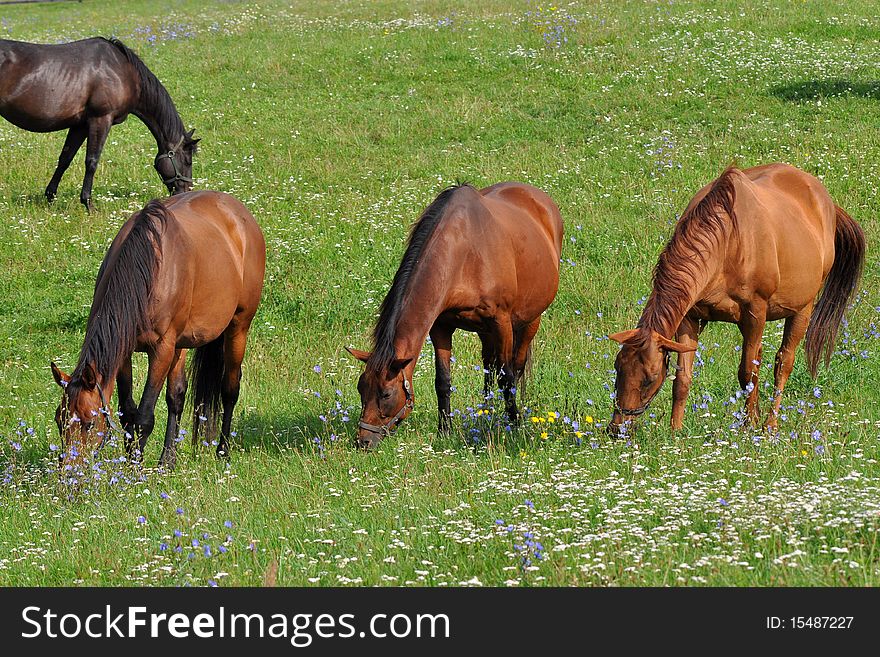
[106, 37, 189, 149]
[369, 184, 469, 371]
[73, 200, 168, 384]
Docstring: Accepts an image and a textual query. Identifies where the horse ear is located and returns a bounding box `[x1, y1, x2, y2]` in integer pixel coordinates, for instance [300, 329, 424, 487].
[390, 357, 413, 373]
[653, 332, 697, 354]
[185, 128, 200, 148]
[50, 362, 70, 387]
[345, 347, 371, 363]
[609, 329, 639, 344]
[81, 363, 97, 390]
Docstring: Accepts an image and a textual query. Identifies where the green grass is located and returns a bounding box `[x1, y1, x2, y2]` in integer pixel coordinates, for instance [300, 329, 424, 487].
[1, 0, 879, 586]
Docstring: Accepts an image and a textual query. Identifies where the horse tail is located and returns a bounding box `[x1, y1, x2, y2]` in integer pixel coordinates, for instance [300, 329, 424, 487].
[188, 335, 225, 446]
[804, 205, 866, 376]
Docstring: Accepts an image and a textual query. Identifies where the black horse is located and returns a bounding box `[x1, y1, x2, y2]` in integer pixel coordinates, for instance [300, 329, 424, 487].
[0, 37, 198, 211]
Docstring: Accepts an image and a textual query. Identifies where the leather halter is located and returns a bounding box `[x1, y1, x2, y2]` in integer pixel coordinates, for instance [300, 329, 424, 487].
[358, 379, 413, 439]
[156, 135, 192, 188]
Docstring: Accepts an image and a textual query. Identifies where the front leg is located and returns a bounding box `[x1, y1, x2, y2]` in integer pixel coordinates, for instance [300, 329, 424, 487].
[134, 342, 176, 461]
[429, 324, 454, 434]
[80, 115, 112, 212]
[737, 303, 767, 426]
[159, 349, 187, 470]
[671, 317, 703, 431]
[46, 126, 87, 203]
[490, 315, 518, 423]
[116, 355, 139, 455]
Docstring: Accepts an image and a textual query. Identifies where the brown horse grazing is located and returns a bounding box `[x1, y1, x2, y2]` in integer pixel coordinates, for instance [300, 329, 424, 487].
[609, 163, 865, 435]
[51, 191, 265, 470]
[0, 37, 198, 211]
[346, 182, 563, 448]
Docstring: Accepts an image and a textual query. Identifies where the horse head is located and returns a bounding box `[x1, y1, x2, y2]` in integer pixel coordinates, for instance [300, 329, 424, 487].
[346, 348, 414, 449]
[155, 129, 199, 195]
[607, 328, 695, 434]
[50, 362, 114, 474]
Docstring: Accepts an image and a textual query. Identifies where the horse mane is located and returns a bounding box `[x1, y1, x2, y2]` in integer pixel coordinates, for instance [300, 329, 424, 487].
[369, 183, 469, 371]
[641, 165, 739, 337]
[105, 37, 192, 151]
[73, 200, 168, 383]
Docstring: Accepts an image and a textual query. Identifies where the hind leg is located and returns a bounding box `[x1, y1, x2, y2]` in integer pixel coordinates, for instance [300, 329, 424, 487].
[158, 350, 187, 470]
[46, 126, 87, 203]
[217, 320, 252, 458]
[765, 308, 811, 431]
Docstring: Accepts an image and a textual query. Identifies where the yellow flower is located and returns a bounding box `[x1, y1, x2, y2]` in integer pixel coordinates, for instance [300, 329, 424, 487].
[530, 416, 541, 424]
[801, 450, 808, 457]
[586, 416, 594, 424]
[541, 431, 548, 440]
[519, 450, 527, 459]
[575, 431, 583, 438]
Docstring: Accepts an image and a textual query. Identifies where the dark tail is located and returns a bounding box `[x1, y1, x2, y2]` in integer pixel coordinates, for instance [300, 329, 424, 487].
[188, 335, 225, 446]
[804, 206, 866, 376]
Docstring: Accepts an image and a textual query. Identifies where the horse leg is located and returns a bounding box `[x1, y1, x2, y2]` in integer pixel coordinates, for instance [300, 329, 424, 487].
[80, 115, 112, 213]
[737, 304, 767, 425]
[116, 355, 139, 456]
[134, 342, 175, 461]
[491, 316, 518, 423]
[45, 126, 86, 203]
[218, 320, 251, 458]
[512, 317, 541, 403]
[430, 323, 454, 434]
[158, 349, 187, 470]
[671, 317, 703, 431]
[765, 308, 812, 431]
[479, 333, 498, 400]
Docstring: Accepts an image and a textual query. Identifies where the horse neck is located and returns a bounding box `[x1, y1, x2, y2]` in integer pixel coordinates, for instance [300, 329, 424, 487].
[639, 241, 722, 338]
[133, 83, 185, 152]
[387, 257, 452, 366]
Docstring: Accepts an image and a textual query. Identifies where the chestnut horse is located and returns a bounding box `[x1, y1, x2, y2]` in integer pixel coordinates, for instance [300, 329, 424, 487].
[609, 163, 865, 434]
[0, 37, 198, 211]
[51, 191, 265, 469]
[347, 182, 563, 448]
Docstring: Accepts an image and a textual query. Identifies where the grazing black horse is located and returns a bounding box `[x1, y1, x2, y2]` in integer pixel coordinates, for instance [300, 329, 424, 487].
[0, 37, 198, 211]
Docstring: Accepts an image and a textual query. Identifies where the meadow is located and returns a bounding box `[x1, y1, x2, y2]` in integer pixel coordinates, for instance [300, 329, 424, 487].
[1, 0, 879, 586]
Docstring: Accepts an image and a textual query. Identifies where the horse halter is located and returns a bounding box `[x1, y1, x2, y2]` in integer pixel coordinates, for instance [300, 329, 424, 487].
[614, 352, 677, 418]
[358, 379, 413, 439]
[156, 135, 192, 188]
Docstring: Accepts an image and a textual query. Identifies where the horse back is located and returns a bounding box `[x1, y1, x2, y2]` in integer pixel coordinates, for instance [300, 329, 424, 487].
[709, 164, 836, 316]
[151, 192, 266, 347]
[0, 38, 137, 130]
[432, 183, 563, 324]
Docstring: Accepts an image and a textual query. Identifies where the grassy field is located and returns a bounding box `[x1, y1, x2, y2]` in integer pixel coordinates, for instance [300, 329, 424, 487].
[1, 0, 879, 586]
